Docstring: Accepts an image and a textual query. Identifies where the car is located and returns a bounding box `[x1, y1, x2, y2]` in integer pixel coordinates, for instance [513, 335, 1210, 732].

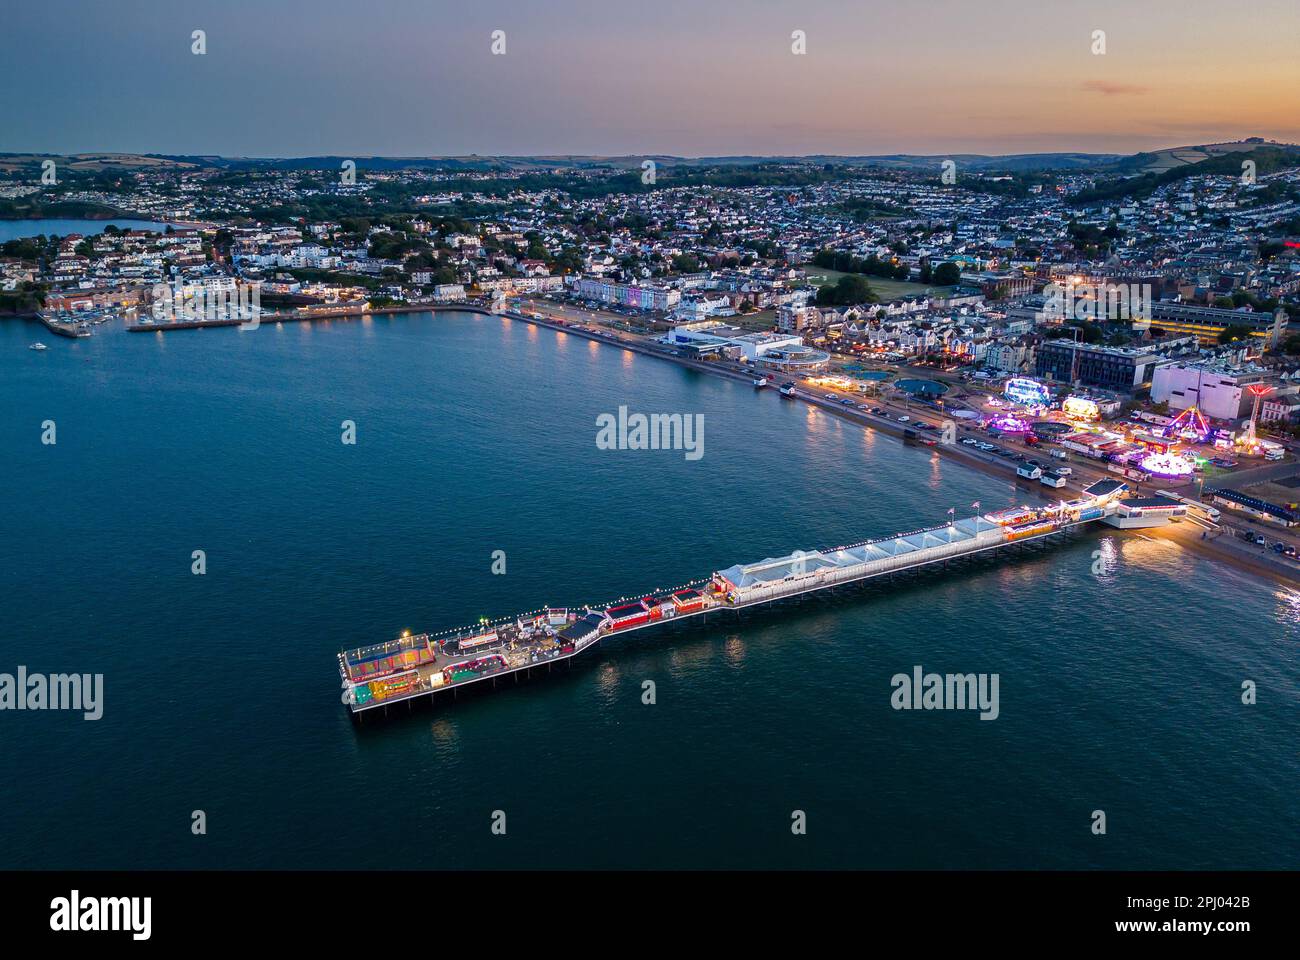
[1273, 543, 1287, 554]
[1055, 466, 1072, 476]
[960, 437, 978, 445]
[841, 398, 855, 406]
[871, 407, 884, 414]
[1285, 546, 1297, 558]
[897, 415, 910, 422]
[824, 394, 837, 401]
[1254, 534, 1267, 546]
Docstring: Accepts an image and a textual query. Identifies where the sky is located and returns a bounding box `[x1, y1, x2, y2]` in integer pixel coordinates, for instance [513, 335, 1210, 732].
[1, 0, 1297, 158]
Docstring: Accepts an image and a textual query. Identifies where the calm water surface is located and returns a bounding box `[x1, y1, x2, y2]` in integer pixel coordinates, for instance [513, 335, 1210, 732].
[1, 311, 1297, 868]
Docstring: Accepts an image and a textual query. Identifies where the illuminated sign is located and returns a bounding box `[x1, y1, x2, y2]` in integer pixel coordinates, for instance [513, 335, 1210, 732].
[1062, 396, 1100, 421]
[1004, 377, 1051, 407]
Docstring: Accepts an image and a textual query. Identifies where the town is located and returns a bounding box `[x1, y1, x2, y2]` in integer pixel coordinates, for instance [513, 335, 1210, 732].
[6, 143, 1300, 549]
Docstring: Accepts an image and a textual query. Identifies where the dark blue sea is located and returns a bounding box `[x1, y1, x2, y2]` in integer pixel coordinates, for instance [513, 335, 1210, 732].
[2, 311, 1297, 868]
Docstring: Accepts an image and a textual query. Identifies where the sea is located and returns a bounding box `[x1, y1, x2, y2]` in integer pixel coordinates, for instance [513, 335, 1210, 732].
[2, 308, 1297, 868]
[0, 218, 177, 243]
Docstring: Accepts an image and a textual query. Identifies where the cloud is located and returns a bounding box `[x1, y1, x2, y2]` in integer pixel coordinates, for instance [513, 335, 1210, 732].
[1082, 80, 1149, 96]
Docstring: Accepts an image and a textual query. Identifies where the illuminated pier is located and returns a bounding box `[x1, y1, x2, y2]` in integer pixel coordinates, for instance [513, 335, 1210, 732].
[337, 480, 1166, 717]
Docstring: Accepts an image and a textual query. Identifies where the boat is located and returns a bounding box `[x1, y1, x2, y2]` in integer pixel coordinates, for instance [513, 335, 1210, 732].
[752, 377, 768, 388]
[29, 342, 48, 351]
[779, 382, 797, 396]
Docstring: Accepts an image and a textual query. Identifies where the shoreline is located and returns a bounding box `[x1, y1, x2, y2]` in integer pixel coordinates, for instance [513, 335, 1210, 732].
[33, 297, 1300, 588]
[500, 308, 1300, 590]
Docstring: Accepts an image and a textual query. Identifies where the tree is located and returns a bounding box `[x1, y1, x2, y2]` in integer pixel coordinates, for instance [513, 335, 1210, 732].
[1218, 324, 1253, 345]
[932, 262, 961, 286]
[815, 274, 877, 306]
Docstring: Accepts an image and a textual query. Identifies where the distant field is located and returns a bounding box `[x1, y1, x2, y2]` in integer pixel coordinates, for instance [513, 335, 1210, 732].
[800, 265, 853, 287]
[799, 267, 953, 301]
[869, 278, 955, 300]
[730, 309, 776, 331]
[1133, 141, 1281, 174]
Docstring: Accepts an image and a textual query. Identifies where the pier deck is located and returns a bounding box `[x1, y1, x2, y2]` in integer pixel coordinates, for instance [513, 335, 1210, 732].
[339, 484, 1149, 716]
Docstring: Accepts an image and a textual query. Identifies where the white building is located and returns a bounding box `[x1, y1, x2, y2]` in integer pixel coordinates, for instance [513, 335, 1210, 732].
[664, 324, 803, 361]
[1150, 361, 1273, 422]
[433, 283, 466, 301]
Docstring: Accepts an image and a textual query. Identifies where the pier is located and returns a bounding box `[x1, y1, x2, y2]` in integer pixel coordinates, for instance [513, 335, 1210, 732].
[124, 299, 497, 332]
[338, 479, 1177, 717]
[36, 311, 91, 339]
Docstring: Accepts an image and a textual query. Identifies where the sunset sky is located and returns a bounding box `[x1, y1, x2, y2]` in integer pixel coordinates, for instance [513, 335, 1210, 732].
[2, 0, 1297, 157]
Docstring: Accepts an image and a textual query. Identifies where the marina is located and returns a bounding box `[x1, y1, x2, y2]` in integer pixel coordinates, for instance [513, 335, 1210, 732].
[36, 310, 92, 339]
[339, 478, 1173, 716]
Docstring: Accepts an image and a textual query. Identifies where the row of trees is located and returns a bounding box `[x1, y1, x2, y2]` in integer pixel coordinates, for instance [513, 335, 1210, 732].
[813, 248, 961, 287]
[813, 248, 910, 281]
